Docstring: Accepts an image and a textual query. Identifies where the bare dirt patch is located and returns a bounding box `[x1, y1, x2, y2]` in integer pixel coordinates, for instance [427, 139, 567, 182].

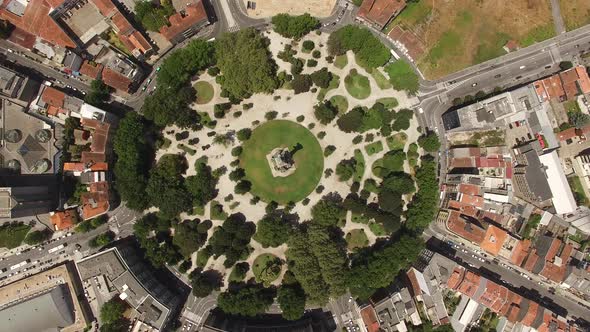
[242, 0, 337, 18]
[389, 0, 554, 79]
[559, 0, 590, 31]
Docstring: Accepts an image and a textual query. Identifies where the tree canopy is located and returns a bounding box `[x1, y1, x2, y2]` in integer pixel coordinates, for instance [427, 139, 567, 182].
[24, 229, 52, 245]
[84, 79, 111, 107]
[277, 284, 306, 320]
[100, 299, 127, 332]
[311, 196, 345, 227]
[146, 154, 192, 219]
[135, 1, 175, 31]
[253, 213, 292, 248]
[186, 163, 218, 207]
[271, 13, 319, 39]
[405, 157, 438, 232]
[215, 28, 278, 99]
[113, 112, 151, 210]
[173, 219, 209, 258]
[208, 214, 255, 267]
[217, 285, 275, 316]
[418, 132, 441, 152]
[314, 100, 338, 125]
[385, 60, 419, 94]
[328, 25, 390, 68]
[348, 235, 424, 299]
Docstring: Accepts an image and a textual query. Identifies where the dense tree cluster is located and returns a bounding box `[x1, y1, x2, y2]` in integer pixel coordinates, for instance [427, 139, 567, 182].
[336, 158, 358, 181]
[253, 212, 293, 248]
[391, 109, 414, 131]
[100, 299, 128, 332]
[113, 112, 151, 210]
[277, 284, 306, 320]
[173, 219, 210, 258]
[135, 1, 174, 31]
[208, 214, 256, 267]
[385, 60, 420, 94]
[328, 25, 390, 68]
[146, 154, 192, 219]
[143, 39, 215, 128]
[185, 163, 218, 207]
[291, 74, 313, 94]
[314, 100, 338, 124]
[89, 231, 115, 248]
[405, 157, 438, 232]
[310, 67, 333, 88]
[24, 229, 52, 245]
[229, 262, 250, 282]
[343, 193, 401, 234]
[133, 213, 183, 267]
[417, 132, 441, 152]
[378, 172, 414, 215]
[373, 149, 406, 178]
[311, 195, 346, 227]
[215, 28, 278, 99]
[217, 285, 275, 316]
[337, 103, 394, 133]
[271, 13, 319, 39]
[348, 235, 424, 299]
[189, 269, 220, 297]
[85, 80, 111, 107]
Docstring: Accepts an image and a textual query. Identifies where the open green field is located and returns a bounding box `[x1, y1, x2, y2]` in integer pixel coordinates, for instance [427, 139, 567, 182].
[353, 149, 365, 182]
[194, 81, 214, 104]
[386, 132, 407, 150]
[370, 68, 392, 90]
[253, 253, 282, 285]
[365, 141, 384, 156]
[240, 120, 324, 203]
[389, 0, 555, 79]
[377, 97, 399, 109]
[0, 222, 31, 249]
[344, 70, 371, 99]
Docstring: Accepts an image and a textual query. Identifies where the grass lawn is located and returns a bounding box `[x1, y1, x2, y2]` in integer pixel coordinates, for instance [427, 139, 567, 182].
[329, 95, 348, 114]
[196, 248, 212, 267]
[192, 204, 205, 216]
[346, 229, 369, 250]
[351, 212, 370, 224]
[564, 99, 582, 113]
[252, 253, 282, 286]
[559, 0, 590, 31]
[386, 132, 407, 150]
[105, 30, 131, 56]
[370, 68, 392, 90]
[569, 175, 589, 207]
[368, 221, 387, 237]
[385, 61, 419, 94]
[199, 111, 216, 129]
[240, 120, 324, 203]
[377, 97, 399, 109]
[194, 81, 214, 104]
[317, 74, 340, 101]
[0, 222, 30, 249]
[210, 200, 228, 220]
[353, 149, 365, 182]
[334, 55, 348, 69]
[344, 70, 371, 99]
[363, 179, 380, 193]
[365, 141, 384, 156]
[177, 144, 196, 155]
[519, 23, 556, 47]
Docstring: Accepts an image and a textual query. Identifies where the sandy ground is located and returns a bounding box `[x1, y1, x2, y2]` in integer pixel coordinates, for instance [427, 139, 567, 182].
[157, 30, 420, 282]
[242, 0, 338, 18]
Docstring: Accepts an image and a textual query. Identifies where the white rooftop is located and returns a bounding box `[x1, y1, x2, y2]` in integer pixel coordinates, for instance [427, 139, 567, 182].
[539, 151, 577, 215]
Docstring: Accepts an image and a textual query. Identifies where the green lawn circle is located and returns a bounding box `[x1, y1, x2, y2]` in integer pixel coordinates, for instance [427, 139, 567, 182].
[252, 253, 282, 285]
[344, 70, 371, 99]
[240, 120, 323, 203]
[194, 81, 214, 104]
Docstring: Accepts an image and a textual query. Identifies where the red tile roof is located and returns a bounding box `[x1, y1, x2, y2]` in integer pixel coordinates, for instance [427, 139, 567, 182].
[534, 75, 566, 102]
[457, 270, 481, 298]
[524, 249, 540, 272]
[7, 26, 35, 49]
[480, 225, 508, 256]
[358, 0, 406, 28]
[50, 209, 78, 230]
[102, 67, 132, 92]
[0, 0, 77, 48]
[447, 266, 465, 290]
[41, 86, 65, 108]
[540, 239, 573, 283]
[458, 183, 481, 196]
[446, 210, 485, 244]
[80, 61, 103, 79]
[360, 306, 380, 332]
[80, 118, 110, 164]
[510, 239, 531, 267]
[459, 193, 484, 209]
[450, 157, 476, 168]
[159, 1, 208, 42]
[81, 181, 109, 220]
[560, 65, 590, 100]
[557, 127, 580, 141]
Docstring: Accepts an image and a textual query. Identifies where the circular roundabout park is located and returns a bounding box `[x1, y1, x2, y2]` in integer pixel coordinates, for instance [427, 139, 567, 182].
[240, 120, 324, 204]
